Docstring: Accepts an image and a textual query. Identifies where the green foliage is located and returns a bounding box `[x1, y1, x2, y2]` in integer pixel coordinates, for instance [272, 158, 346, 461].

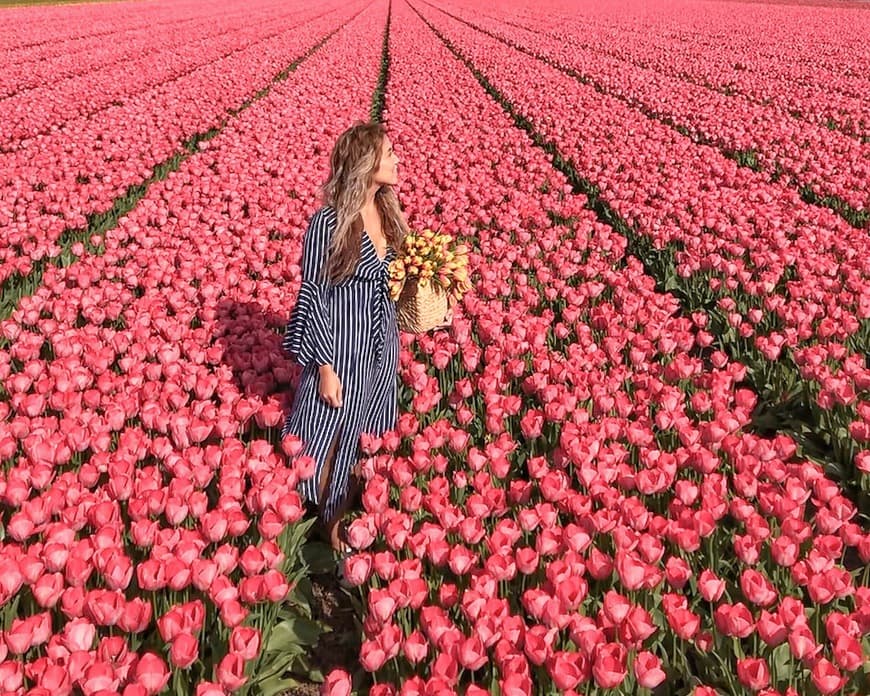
[370, 0, 392, 123]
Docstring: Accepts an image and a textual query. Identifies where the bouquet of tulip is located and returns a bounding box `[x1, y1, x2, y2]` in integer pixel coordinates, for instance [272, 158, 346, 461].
[388, 228, 471, 333]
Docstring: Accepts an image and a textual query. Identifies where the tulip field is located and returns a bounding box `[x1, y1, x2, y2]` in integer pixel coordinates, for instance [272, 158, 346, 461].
[1, 0, 869, 694]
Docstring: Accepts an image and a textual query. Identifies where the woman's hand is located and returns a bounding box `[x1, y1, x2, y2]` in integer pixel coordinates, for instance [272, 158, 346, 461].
[318, 364, 343, 408]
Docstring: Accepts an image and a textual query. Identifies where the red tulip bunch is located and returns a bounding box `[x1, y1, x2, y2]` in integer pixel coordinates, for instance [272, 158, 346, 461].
[321, 3, 870, 694]
[0, 2, 387, 693]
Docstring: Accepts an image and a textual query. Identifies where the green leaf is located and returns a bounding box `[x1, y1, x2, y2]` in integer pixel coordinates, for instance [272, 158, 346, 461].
[301, 540, 339, 575]
[264, 617, 323, 651]
[257, 675, 305, 696]
[771, 642, 791, 684]
[2, 594, 20, 631]
[285, 577, 315, 618]
[288, 653, 324, 683]
[173, 671, 187, 696]
[251, 649, 326, 694]
[253, 652, 295, 682]
[277, 518, 316, 562]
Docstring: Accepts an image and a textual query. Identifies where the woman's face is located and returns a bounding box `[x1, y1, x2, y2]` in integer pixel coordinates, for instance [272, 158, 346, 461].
[372, 136, 400, 187]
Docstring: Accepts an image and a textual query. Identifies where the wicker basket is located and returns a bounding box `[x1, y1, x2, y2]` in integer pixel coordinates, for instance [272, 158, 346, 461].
[396, 278, 449, 333]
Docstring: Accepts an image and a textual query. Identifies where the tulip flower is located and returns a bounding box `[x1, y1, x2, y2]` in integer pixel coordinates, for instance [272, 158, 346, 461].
[737, 657, 771, 691]
[168, 633, 198, 669]
[634, 651, 666, 689]
[812, 658, 847, 694]
[134, 653, 170, 695]
[321, 669, 352, 696]
[592, 643, 627, 689]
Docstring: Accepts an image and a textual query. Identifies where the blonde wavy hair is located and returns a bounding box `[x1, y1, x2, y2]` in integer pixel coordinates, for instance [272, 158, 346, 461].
[320, 122, 410, 284]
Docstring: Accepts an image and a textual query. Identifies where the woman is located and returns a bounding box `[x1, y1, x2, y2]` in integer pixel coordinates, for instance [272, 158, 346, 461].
[281, 122, 410, 553]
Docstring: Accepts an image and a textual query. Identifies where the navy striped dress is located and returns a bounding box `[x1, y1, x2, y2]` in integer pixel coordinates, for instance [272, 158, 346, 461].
[281, 205, 399, 522]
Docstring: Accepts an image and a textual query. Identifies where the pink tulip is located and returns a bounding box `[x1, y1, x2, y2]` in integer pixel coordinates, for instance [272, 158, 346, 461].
[698, 570, 725, 602]
[134, 653, 169, 695]
[321, 669, 352, 696]
[0, 660, 24, 691]
[4, 616, 34, 654]
[737, 657, 770, 691]
[812, 658, 847, 694]
[230, 626, 261, 661]
[216, 652, 247, 691]
[359, 638, 388, 672]
[741, 569, 779, 607]
[62, 617, 96, 652]
[756, 611, 788, 647]
[592, 643, 627, 689]
[402, 630, 429, 665]
[39, 663, 72, 694]
[457, 633, 487, 670]
[634, 651, 666, 689]
[118, 598, 152, 633]
[219, 599, 248, 628]
[832, 634, 863, 672]
[547, 650, 586, 690]
[80, 661, 120, 695]
[169, 633, 199, 669]
[195, 682, 225, 696]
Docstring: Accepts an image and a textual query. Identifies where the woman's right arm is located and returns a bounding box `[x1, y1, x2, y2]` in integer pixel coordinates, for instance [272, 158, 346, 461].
[283, 209, 342, 407]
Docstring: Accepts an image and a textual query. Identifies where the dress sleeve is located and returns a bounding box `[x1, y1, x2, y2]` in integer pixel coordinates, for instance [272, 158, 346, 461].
[282, 208, 335, 367]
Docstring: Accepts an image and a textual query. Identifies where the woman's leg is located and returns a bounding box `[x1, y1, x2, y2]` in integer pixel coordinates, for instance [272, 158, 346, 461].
[317, 428, 355, 552]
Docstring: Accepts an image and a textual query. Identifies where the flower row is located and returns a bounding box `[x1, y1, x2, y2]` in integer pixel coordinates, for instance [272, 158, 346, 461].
[0, 3, 388, 693]
[0, 0, 355, 294]
[1, 2, 282, 98]
[323, 3, 869, 695]
[440, 0, 869, 215]
[458, 0, 870, 140]
[0, 2, 315, 146]
[416, 1, 870, 498]
[0, 0, 214, 54]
